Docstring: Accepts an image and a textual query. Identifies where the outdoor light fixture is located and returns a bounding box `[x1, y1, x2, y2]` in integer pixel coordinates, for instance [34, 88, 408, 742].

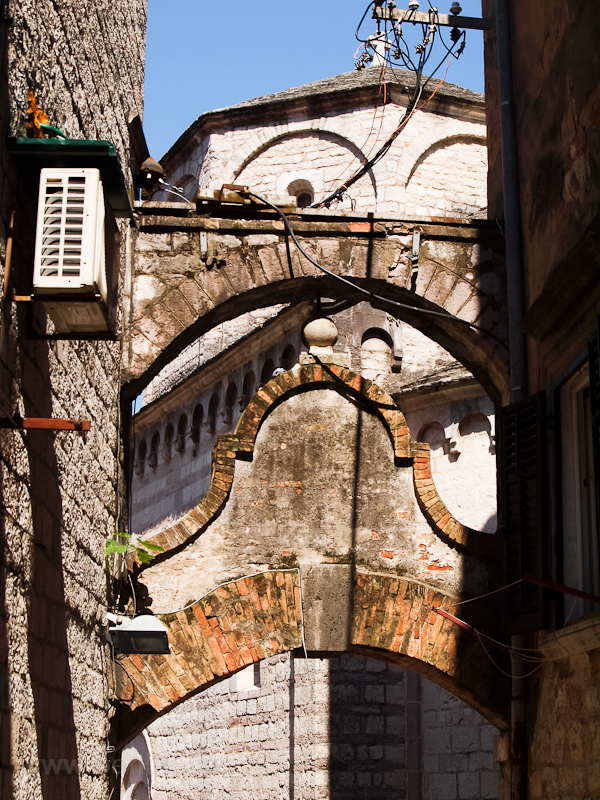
[104, 612, 170, 655]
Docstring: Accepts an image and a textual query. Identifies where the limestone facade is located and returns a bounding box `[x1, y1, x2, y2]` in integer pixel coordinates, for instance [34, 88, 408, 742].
[0, 3, 146, 799]
[122, 65, 500, 800]
[159, 67, 487, 219]
[136, 654, 498, 800]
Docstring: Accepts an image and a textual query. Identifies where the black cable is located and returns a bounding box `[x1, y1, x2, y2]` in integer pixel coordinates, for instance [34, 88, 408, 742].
[246, 191, 508, 352]
[339, 4, 468, 211]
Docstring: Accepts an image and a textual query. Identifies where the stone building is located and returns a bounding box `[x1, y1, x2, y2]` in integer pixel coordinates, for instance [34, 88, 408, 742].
[0, 3, 146, 799]
[483, 1, 600, 798]
[120, 65, 501, 799]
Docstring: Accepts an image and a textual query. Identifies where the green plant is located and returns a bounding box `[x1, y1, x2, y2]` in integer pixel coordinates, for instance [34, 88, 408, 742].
[105, 532, 164, 565]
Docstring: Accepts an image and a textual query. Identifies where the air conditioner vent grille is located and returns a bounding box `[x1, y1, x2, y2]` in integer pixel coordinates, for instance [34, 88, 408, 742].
[34, 168, 106, 300]
[38, 176, 87, 278]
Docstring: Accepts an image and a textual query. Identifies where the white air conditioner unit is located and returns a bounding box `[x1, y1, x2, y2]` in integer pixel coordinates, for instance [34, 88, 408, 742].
[33, 167, 113, 333]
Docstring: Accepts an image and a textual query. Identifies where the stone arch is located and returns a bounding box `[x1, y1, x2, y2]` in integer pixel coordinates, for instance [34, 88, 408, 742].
[399, 133, 487, 187]
[218, 121, 377, 185]
[403, 135, 488, 218]
[125, 275, 509, 409]
[115, 365, 506, 748]
[230, 129, 377, 202]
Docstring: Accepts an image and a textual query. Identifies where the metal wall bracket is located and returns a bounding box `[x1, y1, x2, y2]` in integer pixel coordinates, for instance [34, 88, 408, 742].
[0, 416, 91, 431]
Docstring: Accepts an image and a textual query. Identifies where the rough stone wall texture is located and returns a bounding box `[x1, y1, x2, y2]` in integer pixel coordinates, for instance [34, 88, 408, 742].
[527, 622, 600, 800]
[0, 3, 146, 799]
[421, 679, 497, 800]
[128, 654, 498, 800]
[483, 0, 600, 385]
[125, 214, 509, 403]
[483, 0, 600, 300]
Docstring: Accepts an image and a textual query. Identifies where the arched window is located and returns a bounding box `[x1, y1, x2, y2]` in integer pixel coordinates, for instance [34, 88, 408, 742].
[208, 393, 219, 433]
[459, 412, 493, 456]
[191, 404, 203, 445]
[418, 422, 446, 453]
[148, 432, 159, 469]
[123, 759, 149, 800]
[281, 344, 297, 371]
[162, 423, 174, 462]
[175, 414, 187, 452]
[287, 178, 314, 208]
[360, 328, 393, 376]
[135, 440, 147, 477]
[224, 383, 238, 427]
[260, 358, 275, 386]
[242, 370, 255, 409]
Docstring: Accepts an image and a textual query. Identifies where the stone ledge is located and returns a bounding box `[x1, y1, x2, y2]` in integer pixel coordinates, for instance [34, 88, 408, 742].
[538, 612, 600, 659]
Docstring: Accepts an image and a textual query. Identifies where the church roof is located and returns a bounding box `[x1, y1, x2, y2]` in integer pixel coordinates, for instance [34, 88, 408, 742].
[161, 65, 484, 166]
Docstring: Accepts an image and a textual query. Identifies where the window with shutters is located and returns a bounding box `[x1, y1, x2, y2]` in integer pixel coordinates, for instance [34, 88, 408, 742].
[501, 392, 547, 633]
[560, 364, 599, 619]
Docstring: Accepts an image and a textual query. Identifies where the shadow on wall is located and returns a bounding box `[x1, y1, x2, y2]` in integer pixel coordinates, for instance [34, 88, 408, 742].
[0, 411, 12, 800]
[24, 325, 82, 799]
[329, 654, 413, 800]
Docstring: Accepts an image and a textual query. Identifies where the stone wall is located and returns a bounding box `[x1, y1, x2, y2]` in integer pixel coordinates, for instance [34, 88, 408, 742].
[131, 305, 496, 541]
[0, 2, 146, 798]
[158, 66, 487, 219]
[125, 653, 498, 800]
[526, 620, 600, 800]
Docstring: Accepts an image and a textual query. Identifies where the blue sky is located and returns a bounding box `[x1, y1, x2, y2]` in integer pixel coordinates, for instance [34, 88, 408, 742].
[144, 1, 485, 159]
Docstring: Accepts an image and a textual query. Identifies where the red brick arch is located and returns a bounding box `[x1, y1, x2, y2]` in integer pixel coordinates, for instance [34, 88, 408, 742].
[114, 569, 509, 749]
[130, 364, 492, 565]
[115, 364, 508, 748]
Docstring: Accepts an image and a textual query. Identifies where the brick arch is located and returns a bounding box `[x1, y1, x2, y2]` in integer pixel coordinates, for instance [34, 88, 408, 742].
[114, 569, 508, 750]
[128, 363, 494, 566]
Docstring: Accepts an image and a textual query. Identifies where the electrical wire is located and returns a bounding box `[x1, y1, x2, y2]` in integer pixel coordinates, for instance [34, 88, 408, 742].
[319, 64, 389, 201]
[453, 578, 524, 606]
[327, 2, 467, 210]
[247, 190, 508, 351]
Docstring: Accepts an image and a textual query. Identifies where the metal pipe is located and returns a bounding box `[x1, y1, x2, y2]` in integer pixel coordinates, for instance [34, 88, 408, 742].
[495, 0, 527, 403]
[495, 2, 529, 798]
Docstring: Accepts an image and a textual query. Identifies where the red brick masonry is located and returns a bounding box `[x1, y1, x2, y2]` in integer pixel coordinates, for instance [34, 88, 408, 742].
[131, 363, 493, 565]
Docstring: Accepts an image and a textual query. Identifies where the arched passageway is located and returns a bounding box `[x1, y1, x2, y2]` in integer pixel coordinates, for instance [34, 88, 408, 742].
[124, 211, 508, 405]
[115, 364, 508, 748]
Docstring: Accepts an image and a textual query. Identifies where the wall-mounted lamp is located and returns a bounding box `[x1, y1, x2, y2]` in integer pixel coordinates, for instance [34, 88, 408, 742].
[104, 613, 170, 655]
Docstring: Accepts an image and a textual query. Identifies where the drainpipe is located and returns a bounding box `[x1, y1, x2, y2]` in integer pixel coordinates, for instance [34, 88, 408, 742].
[495, 1, 528, 799]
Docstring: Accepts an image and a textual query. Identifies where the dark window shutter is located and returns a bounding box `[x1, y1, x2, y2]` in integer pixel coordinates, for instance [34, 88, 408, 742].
[501, 392, 547, 633]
